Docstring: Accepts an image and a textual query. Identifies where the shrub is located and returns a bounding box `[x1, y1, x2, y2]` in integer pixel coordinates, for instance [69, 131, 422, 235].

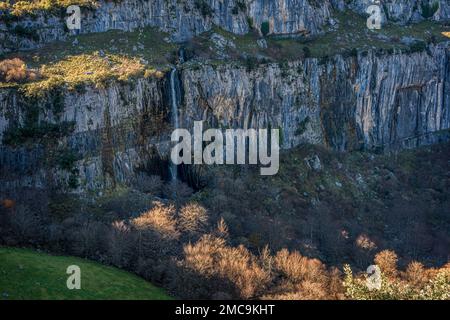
[132, 202, 179, 240]
[343, 263, 450, 300]
[108, 220, 137, 268]
[0, 1, 10, 11]
[183, 234, 271, 299]
[355, 234, 377, 251]
[244, 56, 259, 71]
[302, 46, 311, 58]
[2, 121, 75, 146]
[409, 40, 427, 53]
[374, 250, 398, 278]
[22, 53, 145, 97]
[421, 2, 439, 19]
[405, 261, 430, 287]
[274, 249, 326, 283]
[261, 21, 270, 37]
[194, 0, 213, 18]
[134, 173, 163, 195]
[12, 25, 39, 40]
[246, 17, 254, 29]
[273, 248, 329, 298]
[0, 58, 39, 83]
[5, 0, 98, 17]
[178, 202, 209, 234]
[162, 181, 193, 204]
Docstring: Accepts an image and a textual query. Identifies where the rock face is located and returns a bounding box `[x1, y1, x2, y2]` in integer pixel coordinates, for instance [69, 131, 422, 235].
[345, 0, 450, 24]
[0, 77, 172, 192]
[0, 0, 334, 54]
[247, 0, 333, 36]
[181, 44, 450, 151]
[2, 0, 449, 54]
[1, 44, 449, 192]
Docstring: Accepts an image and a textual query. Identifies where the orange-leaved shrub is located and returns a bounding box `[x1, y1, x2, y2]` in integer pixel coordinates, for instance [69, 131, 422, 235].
[178, 202, 209, 234]
[0, 58, 39, 83]
[182, 233, 271, 299]
[374, 250, 398, 278]
[132, 201, 179, 240]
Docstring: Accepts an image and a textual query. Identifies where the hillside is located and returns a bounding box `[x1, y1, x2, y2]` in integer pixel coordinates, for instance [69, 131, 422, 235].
[0, 247, 171, 300]
[0, 0, 449, 300]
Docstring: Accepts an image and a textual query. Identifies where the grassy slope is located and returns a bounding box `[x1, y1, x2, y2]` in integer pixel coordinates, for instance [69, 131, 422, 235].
[0, 247, 171, 300]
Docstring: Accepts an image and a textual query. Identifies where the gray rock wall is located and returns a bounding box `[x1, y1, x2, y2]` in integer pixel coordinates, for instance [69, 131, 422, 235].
[1, 44, 448, 191]
[2, 1, 449, 54]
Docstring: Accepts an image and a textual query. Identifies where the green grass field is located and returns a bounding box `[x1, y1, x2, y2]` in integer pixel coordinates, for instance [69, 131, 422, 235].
[0, 247, 171, 300]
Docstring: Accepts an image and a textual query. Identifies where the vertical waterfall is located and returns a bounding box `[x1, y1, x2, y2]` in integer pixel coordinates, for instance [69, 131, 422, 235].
[178, 48, 185, 64]
[169, 48, 187, 182]
[169, 68, 179, 181]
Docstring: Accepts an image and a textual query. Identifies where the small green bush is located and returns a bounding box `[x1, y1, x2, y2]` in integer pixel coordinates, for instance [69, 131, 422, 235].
[194, 0, 213, 18]
[303, 46, 311, 58]
[261, 21, 270, 37]
[421, 2, 439, 19]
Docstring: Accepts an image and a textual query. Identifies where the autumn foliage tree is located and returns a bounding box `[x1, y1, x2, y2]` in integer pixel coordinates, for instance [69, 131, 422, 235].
[343, 251, 450, 300]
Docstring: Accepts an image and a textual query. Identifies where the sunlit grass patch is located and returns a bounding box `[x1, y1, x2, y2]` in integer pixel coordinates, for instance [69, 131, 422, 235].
[21, 52, 148, 96]
[0, 27, 175, 92]
[0, 0, 97, 17]
[0, 247, 171, 300]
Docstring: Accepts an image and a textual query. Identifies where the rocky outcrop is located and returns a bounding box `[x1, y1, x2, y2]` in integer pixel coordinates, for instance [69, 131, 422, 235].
[342, 0, 450, 24]
[0, 0, 335, 54]
[181, 43, 450, 151]
[0, 77, 172, 192]
[2, 0, 449, 54]
[1, 44, 449, 192]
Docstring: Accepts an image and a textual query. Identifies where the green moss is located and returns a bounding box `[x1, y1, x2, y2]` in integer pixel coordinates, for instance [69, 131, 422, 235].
[421, 1, 439, 19]
[194, 0, 213, 18]
[409, 40, 427, 53]
[232, 1, 246, 15]
[295, 116, 311, 136]
[2, 121, 75, 146]
[56, 148, 78, 171]
[261, 21, 270, 37]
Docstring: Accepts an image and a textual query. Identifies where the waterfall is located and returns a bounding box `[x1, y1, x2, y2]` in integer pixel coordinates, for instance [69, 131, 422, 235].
[169, 49, 187, 182]
[178, 48, 185, 64]
[169, 68, 179, 182]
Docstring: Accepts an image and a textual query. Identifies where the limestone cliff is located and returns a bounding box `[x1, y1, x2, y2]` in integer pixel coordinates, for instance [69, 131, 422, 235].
[2, 0, 448, 54]
[181, 43, 450, 151]
[1, 44, 449, 191]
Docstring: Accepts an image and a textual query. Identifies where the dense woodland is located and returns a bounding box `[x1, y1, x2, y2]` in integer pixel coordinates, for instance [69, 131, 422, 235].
[2, 143, 449, 299]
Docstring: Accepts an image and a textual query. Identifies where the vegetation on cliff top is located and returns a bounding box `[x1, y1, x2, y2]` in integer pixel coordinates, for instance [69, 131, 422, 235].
[0, 9, 448, 92]
[0, 27, 175, 94]
[0, 0, 97, 18]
